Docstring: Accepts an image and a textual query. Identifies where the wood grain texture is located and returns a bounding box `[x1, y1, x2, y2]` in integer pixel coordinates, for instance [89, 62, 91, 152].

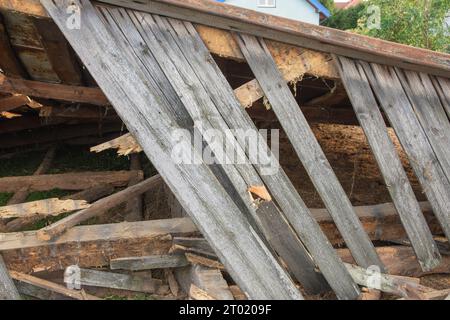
[41, 0, 301, 300]
[361, 62, 450, 241]
[110, 254, 189, 271]
[235, 33, 382, 270]
[0, 73, 108, 105]
[432, 77, 450, 117]
[335, 56, 440, 272]
[1, 217, 197, 273]
[0, 170, 142, 193]
[0, 198, 90, 219]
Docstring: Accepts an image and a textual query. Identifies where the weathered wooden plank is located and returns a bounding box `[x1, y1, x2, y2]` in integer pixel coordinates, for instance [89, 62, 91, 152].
[335, 56, 440, 271]
[110, 254, 189, 271]
[361, 62, 450, 241]
[235, 33, 382, 270]
[67, 267, 161, 293]
[10, 271, 100, 300]
[6, 184, 115, 232]
[0, 73, 108, 105]
[110, 8, 324, 295]
[395, 69, 450, 184]
[1, 217, 197, 273]
[0, 254, 20, 299]
[98, 0, 450, 77]
[0, 198, 90, 219]
[42, 0, 301, 300]
[37, 174, 162, 240]
[156, 16, 359, 299]
[0, 170, 142, 193]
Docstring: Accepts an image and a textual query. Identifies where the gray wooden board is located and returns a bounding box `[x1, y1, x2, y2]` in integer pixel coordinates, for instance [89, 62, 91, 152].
[235, 33, 382, 269]
[158, 17, 359, 299]
[256, 202, 329, 292]
[335, 56, 440, 271]
[103, 6, 326, 294]
[110, 254, 189, 271]
[76, 268, 159, 293]
[432, 77, 450, 118]
[395, 69, 450, 185]
[41, 0, 301, 300]
[360, 61, 450, 241]
[0, 254, 20, 300]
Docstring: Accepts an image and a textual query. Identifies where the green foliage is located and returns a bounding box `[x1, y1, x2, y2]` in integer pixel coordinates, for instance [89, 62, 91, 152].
[323, 0, 450, 53]
[323, 3, 367, 29]
[318, 0, 336, 13]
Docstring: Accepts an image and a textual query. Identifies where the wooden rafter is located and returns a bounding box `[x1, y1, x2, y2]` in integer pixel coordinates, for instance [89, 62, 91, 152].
[0, 73, 109, 105]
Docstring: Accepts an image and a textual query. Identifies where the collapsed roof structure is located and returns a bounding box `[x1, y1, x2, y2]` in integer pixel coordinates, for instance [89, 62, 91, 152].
[0, 0, 450, 300]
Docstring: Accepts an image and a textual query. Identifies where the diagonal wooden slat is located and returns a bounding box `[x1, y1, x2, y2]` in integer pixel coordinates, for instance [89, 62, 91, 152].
[40, 0, 301, 300]
[235, 33, 383, 270]
[432, 77, 450, 117]
[361, 62, 450, 242]
[158, 17, 360, 298]
[395, 69, 450, 185]
[335, 56, 441, 271]
[101, 6, 328, 294]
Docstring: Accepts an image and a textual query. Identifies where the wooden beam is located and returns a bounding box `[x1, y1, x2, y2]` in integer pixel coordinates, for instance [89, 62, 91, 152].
[110, 254, 189, 271]
[0, 217, 197, 273]
[235, 33, 382, 270]
[5, 183, 115, 232]
[0, 170, 143, 193]
[0, 73, 108, 105]
[124, 153, 144, 221]
[98, 0, 450, 77]
[36, 174, 162, 241]
[0, 0, 49, 17]
[0, 198, 90, 219]
[0, 94, 30, 112]
[10, 271, 100, 300]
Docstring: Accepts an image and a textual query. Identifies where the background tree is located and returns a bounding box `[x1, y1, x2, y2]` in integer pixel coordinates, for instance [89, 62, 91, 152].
[323, 0, 450, 53]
